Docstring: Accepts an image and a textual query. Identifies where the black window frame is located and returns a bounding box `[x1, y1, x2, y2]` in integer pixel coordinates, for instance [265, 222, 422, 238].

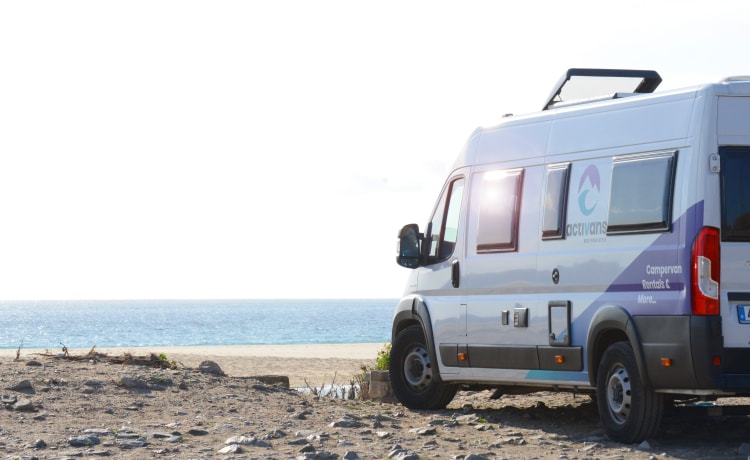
[720, 146, 750, 242]
[476, 169, 524, 253]
[542, 163, 571, 240]
[424, 177, 465, 264]
[606, 150, 677, 235]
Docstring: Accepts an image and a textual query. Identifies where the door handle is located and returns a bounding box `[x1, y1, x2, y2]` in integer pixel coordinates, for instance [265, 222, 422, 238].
[451, 259, 460, 288]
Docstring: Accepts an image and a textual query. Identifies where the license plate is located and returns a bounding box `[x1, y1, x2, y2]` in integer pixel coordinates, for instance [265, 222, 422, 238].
[738, 305, 750, 324]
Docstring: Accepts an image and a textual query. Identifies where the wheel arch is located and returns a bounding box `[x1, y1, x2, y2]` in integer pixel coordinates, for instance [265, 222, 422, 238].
[586, 305, 650, 388]
[391, 295, 440, 371]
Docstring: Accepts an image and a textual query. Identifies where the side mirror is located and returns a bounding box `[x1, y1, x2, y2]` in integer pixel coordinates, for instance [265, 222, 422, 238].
[396, 223, 421, 269]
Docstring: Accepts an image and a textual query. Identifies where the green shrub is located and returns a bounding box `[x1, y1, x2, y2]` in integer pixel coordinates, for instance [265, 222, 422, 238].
[375, 343, 391, 371]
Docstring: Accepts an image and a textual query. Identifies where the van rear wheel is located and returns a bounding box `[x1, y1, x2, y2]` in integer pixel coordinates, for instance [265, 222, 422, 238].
[596, 341, 663, 443]
[390, 325, 456, 409]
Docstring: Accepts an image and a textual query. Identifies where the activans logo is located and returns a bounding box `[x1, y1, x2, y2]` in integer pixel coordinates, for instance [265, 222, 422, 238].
[567, 164, 607, 242]
[577, 165, 600, 216]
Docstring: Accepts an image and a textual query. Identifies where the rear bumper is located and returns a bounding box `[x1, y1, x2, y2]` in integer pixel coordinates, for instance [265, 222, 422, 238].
[634, 315, 750, 392]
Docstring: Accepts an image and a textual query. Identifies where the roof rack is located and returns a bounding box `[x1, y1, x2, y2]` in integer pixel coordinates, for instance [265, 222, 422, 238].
[543, 68, 662, 111]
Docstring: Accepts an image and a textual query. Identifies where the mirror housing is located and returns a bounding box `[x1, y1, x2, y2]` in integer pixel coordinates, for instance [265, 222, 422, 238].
[396, 223, 422, 269]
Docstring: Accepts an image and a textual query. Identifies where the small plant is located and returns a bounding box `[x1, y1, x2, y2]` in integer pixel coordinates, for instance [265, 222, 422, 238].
[15, 340, 23, 361]
[304, 373, 343, 398]
[152, 375, 172, 385]
[85, 345, 97, 358]
[354, 344, 391, 400]
[60, 342, 69, 357]
[155, 353, 178, 369]
[375, 343, 391, 371]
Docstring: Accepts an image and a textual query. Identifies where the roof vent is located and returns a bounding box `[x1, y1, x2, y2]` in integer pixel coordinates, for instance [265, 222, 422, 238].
[543, 68, 662, 111]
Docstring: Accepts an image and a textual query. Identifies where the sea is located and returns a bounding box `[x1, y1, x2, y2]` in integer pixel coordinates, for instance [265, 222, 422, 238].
[0, 299, 397, 350]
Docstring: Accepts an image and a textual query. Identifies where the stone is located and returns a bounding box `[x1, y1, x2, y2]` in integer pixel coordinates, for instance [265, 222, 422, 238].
[225, 435, 257, 445]
[297, 450, 338, 459]
[13, 398, 34, 411]
[388, 446, 419, 460]
[198, 360, 225, 375]
[453, 414, 479, 424]
[498, 436, 525, 445]
[68, 435, 101, 447]
[117, 439, 148, 448]
[8, 379, 33, 391]
[28, 439, 47, 449]
[115, 376, 149, 389]
[219, 443, 242, 454]
[291, 410, 312, 420]
[251, 375, 290, 388]
[299, 443, 316, 453]
[367, 370, 392, 399]
[330, 415, 365, 428]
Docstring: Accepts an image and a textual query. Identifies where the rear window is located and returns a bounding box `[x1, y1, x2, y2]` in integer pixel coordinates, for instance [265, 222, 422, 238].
[721, 146, 750, 241]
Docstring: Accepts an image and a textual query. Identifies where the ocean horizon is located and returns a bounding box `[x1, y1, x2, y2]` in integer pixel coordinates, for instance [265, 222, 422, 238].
[0, 299, 397, 350]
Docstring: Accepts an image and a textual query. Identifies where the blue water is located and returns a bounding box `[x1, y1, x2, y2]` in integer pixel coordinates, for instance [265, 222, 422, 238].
[0, 299, 396, 349]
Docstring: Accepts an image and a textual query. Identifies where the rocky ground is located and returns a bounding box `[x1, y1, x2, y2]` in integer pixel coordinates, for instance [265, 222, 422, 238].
[3, 352, 750, 459]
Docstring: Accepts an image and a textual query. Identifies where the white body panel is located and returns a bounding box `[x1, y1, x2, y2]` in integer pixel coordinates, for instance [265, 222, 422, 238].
[395, 77, 750, 394]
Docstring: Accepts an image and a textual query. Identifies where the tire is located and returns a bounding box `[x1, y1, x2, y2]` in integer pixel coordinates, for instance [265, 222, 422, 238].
[390, 325, 457, 409]
[596, 341, 663, 443]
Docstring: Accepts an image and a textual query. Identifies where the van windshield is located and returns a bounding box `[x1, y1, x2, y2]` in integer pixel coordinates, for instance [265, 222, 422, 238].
[721, 146, 750, 241]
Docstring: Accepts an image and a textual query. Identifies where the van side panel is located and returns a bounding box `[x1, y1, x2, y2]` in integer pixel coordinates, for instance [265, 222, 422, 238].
[547, 95, 695, 156]
[397, 82, 750, 394]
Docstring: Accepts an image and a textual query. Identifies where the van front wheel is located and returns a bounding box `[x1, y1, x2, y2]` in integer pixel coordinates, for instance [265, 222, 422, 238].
[596, 341, 663, 443]
[390, 325, 456, 409]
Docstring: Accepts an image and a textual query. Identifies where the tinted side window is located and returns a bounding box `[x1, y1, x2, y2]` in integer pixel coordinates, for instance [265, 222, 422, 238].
[721, 146, 750, 241]
[607, 151, 676, 234]
[426, 178, 465, 262]
[542, 163, 570, 239]
[476, 169, 524, 252]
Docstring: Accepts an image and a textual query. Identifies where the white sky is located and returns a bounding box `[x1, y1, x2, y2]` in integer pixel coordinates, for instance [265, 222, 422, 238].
[0, 1, 747, 300]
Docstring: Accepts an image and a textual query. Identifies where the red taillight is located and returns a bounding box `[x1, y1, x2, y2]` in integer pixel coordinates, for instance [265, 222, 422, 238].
[691, 226, 720, 315]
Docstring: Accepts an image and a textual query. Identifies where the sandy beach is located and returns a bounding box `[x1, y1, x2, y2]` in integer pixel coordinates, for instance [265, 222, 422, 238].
[2, 343, 385, 388]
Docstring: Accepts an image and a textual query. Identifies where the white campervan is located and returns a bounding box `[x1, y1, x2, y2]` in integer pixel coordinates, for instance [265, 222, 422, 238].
[392, 69, 750, 443]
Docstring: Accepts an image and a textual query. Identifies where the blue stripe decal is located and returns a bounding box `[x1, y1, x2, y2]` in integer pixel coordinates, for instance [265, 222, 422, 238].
[525, 370, 590, 382]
